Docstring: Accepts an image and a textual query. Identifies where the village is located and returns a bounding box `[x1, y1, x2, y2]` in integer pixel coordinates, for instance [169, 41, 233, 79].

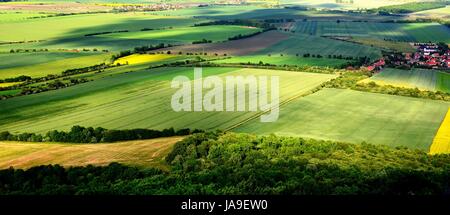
[380, 42, 450, 71]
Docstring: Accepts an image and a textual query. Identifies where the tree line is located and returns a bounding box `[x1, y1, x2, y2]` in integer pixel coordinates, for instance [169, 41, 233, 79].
[199, 61, 342, 74]
[194, 19, 274, 30]
[228, 27, 276, 41]
[111, 43, 173, 61]
[192, 38, 212, 44]
[0, 75, 31, 84]
[84, 30, 129, 37]
[0, 125, 202, 143]
[0, 63, 118, 100]
[1, 132, 450, 194]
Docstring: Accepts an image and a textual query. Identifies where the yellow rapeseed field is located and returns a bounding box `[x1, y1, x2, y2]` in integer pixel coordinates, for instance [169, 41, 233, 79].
[114, 54, 174, 65]
[430, 108, 450, 154]
[0, 82, 21, 88]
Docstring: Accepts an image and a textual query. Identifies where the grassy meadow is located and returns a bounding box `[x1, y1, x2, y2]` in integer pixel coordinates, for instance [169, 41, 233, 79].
[235, 88, 450, 150]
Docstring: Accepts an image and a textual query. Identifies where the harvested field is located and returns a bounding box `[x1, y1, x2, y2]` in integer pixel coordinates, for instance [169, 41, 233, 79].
[0, 136, 183, 169]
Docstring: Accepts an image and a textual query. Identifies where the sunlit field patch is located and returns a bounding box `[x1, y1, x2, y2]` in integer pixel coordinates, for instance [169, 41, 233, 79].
[114, 54, 175, 65]
[0, 82, 21, 88]
[359, 68, 443, 92]
[430, 109, 450, 154]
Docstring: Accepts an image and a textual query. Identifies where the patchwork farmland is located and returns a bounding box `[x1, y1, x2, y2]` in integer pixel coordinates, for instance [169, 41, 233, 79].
[0, 67, 337, 133]
[160, 30, 290, 56]
[99, 25, 261, 43]
[0, 52, 112, 79]
[257, 33, 383, 60]
[289, 21, 450, 43]
[1, 0, 450, 196]
[235, 88, 450, 150]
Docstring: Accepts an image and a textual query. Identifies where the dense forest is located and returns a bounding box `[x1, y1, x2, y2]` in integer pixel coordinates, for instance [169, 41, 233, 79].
[1, 132, 450, 195]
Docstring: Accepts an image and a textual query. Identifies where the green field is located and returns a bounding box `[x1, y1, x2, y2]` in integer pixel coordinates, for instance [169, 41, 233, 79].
[154, 5, 265, 18]
[0, 52, 112, 79]
[0, 12, 206, 51]
[0, 137, 182, 169]
[437, 72, 450, 93]
[154, 5, 320, 20]
[0, 13, 202, 41]
[99, 25, 261, 43]
[281, 0, 421, 9]
[258, 34, 382, 60]
[213, 55, 351, 67]
[154, 4, 403, 21]
[375, 2, 447, 13]
[410, 5, 450, 20]
[290, 21, 450, 43]
[0, 11, 53, 23]
[0, 67, 336, 133]
[0, 51, 101, 70]
[361, 68, 450, 93]
[0, 89, 20, 96]
[348, 37, 415, 53]
[235, 88, 450, 150]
